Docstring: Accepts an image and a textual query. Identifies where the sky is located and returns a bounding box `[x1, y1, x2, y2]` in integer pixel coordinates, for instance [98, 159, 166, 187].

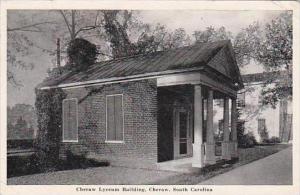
[7, 10, 285, 107]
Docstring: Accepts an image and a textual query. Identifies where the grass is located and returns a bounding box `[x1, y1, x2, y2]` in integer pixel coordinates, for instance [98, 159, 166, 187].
[7, 152, 110, 178]
[152, 144, 291, 184]
[7, 144, 290, 184]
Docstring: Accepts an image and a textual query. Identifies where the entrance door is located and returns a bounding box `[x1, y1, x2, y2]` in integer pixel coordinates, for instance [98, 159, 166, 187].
[173, 108, 192, 159]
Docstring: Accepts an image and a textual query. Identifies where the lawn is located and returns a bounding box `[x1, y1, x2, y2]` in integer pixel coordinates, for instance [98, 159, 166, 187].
[152, 144, 291, 184]
[7, 144, 290, 185]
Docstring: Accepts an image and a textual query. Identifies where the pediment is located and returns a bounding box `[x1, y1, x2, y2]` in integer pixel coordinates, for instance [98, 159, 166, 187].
[207, 44, 242, 87]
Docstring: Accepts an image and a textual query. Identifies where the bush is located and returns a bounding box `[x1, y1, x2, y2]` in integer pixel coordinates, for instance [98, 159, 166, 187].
[262, 136, 281, 144]
[67, 38, 97, 71]
[239, 132, 257, 148]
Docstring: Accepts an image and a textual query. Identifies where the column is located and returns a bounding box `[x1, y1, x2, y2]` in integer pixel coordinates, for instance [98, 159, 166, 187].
[205, 88, 216, 164]
[231, 98, 238, 158]
[221, 97, 231, 160]
[192, 85, 204, 168]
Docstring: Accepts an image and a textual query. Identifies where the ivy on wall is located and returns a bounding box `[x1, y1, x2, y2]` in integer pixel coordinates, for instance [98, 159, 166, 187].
[35, 88, 67, 169]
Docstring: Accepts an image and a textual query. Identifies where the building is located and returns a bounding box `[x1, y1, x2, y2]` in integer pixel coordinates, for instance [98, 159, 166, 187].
[239, 71, 293, 143]
[38, 40, 244, 169]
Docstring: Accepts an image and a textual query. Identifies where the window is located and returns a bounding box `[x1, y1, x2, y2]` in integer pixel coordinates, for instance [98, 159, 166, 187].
[106, 94, 124, 142]
[237, 92, 245, 107]
[62, 98, 78, 142]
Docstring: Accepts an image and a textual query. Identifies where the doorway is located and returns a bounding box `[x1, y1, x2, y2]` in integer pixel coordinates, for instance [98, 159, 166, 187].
[173, 108, 192, 159]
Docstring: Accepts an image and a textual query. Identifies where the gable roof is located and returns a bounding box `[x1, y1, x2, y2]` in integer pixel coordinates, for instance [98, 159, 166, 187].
[38, 40, 243, 89]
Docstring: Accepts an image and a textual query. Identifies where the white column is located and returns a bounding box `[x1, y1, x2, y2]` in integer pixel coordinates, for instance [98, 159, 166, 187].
[231, 98, 238, 158]
[205, 88, 216, 164]
[222, 97, 231, 160]
[192, 85, 204, 168]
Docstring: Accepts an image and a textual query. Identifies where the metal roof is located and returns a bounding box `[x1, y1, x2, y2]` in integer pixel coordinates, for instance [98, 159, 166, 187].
[38, 40, 237, 89]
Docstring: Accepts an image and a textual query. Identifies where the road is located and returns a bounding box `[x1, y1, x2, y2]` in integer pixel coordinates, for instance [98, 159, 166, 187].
[200, 146, 292, 185]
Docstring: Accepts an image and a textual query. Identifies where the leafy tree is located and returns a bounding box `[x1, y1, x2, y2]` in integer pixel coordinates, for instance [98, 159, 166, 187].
[7, 11, 55, 86]
[67, 38, 98, 70]
[194, 26, 233, 43]
[102, 10, 191, 58]
[193, 26, 257, 68]
[236, 11, 292, 107]
[259, 12, 292, 107]
[14, 116, 28, 138]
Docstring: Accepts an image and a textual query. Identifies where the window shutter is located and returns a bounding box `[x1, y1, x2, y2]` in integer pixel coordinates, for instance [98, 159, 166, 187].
[107, 96, 116, 140]
[63, 100, 70, 141]
[63, 99, 78, 142]
[114, 95, 123, 141]
[69, 99, 78, 141]
[106, 95, 123, 141]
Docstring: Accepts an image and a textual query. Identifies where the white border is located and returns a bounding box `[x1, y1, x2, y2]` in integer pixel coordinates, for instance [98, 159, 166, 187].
[0, 1, 299, 195]
[105, 94, 125, 143]
[62, 98, 79, 143]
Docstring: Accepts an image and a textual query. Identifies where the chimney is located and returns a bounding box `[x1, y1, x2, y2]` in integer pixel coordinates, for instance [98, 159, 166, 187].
[56, 38, 61, 68]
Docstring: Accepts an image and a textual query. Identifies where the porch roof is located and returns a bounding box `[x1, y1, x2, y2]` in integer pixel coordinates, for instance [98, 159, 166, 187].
[38, 40, 243, 89]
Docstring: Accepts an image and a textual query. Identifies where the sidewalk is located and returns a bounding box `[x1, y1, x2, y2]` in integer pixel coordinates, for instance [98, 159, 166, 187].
[199, 146, 292, 185]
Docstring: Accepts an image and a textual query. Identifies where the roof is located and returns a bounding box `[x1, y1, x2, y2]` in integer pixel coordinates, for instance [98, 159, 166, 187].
[242, 71, 290, 83]
[38, 40, 241, 89]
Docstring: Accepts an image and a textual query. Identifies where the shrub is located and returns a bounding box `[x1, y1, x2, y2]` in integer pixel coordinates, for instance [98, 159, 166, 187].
[262, 136, 281, 144]
[269, 136, 281, 143]
[239, 132, 257, 148]
[67, 38, 97, 71]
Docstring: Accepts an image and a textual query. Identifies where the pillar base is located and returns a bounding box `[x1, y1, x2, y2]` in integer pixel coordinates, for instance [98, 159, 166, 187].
[204, 143, 216, 165]
[230, 141, 238, 158]
[221, 141, 231, 160]
[192, 144, 205, 168]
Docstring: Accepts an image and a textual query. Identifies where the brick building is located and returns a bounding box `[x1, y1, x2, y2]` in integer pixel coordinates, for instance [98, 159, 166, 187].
[38, 40, 244, 168]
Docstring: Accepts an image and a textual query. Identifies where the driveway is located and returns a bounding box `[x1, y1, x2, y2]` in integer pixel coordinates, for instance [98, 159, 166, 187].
[200, 146, 293, 185]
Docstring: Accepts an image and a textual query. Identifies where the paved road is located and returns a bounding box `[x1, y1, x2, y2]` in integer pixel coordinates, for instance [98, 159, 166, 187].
[200, 146, 293, 185]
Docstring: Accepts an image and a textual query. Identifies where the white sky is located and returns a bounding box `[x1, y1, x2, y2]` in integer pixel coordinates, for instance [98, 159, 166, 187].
[7, 10, 285, 107]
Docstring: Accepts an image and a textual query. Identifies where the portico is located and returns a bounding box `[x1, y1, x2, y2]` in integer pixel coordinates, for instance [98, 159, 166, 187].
[192, 84, 238, 168]
[157, 52, 242, 168]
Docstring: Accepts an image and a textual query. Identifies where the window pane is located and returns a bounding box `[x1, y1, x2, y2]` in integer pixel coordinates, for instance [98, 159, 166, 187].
[179, 112, 187, 139]
[180, 142, 187, 154]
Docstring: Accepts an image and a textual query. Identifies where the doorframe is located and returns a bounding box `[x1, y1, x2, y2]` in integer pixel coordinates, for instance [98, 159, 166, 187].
[173, 107, 193, 159]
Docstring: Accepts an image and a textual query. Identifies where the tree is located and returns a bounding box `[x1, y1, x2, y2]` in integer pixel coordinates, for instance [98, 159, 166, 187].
[67, 38, 98, 70]
[259, 12, 292, 107]
[194, 26, 233, 43]
[7, 11, 55, 86]
[193, 26, 257, 68]
[14, 116, 28, 138]
[102, 10, 192, 58]
[238, 11, 292, 107]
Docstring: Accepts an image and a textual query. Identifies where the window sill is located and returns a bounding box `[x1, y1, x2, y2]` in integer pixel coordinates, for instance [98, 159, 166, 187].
[62, 140, 78, 143]
[105, 140, 125, 144]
